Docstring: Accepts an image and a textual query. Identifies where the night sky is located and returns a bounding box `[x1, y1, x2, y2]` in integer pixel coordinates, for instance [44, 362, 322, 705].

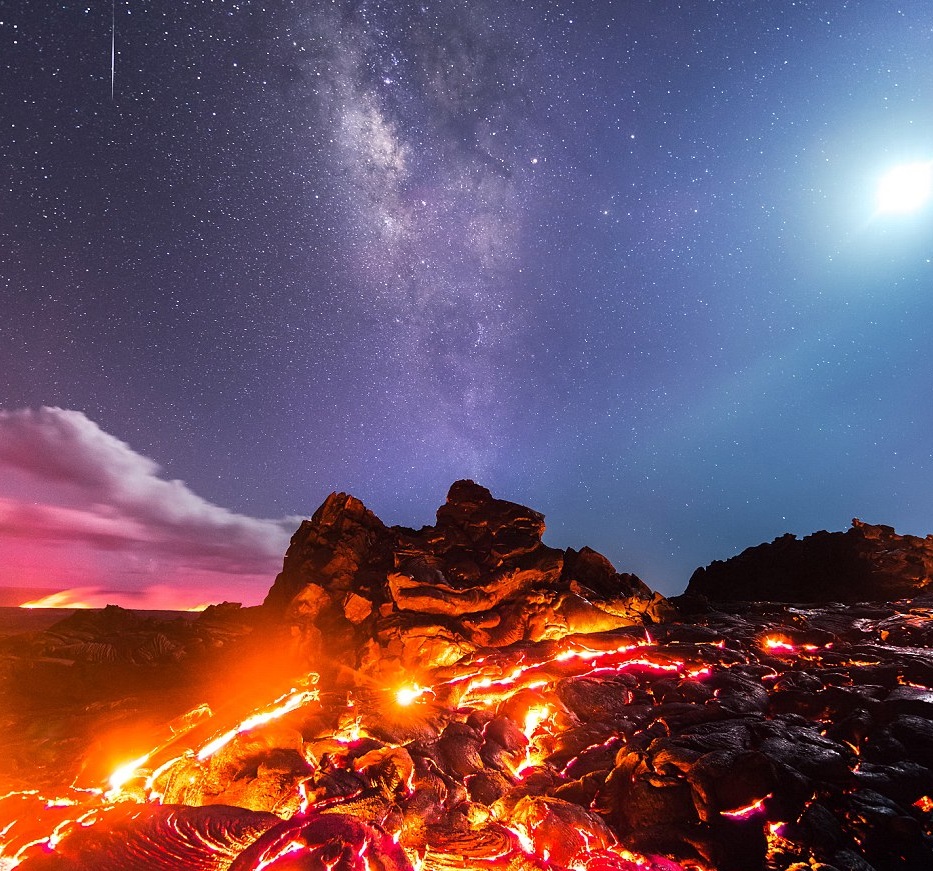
[2, 1, 933, 607]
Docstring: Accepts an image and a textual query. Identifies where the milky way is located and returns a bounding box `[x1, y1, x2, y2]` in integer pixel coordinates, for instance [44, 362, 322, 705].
[293, 1, 551, 471]
[2, 1, 933, 599]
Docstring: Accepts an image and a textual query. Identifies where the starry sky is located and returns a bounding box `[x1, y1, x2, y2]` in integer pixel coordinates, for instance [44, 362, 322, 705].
[2, 0, 933, 607]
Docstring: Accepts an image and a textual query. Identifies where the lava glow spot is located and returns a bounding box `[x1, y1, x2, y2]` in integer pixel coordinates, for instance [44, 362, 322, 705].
[522, 704, 552, 740]
[254, 839, 306, 870]
[721, 793, 772, 819]
[761, 636, 821, 655]
[196, 687, 318, 761]
[763, 638, 797, 653]
[107, 754, 151, 795]
[395, 685, 429, 706]
[877, 161, 933, 213]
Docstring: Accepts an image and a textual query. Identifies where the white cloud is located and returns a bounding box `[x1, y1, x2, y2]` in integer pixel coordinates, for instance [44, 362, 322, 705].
[0, 407, 297, 606]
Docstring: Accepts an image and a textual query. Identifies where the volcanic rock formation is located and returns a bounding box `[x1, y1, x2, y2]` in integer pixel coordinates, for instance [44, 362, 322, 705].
[263, 480, 674, 680]
[3, 488, 933, 871]
[686, 519, 933, 603]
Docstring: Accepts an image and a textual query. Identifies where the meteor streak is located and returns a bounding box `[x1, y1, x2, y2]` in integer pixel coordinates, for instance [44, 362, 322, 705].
[110, 0, 115, 101]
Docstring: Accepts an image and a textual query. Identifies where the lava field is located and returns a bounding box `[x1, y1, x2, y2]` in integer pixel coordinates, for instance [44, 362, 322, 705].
[1, 482, 931, 871]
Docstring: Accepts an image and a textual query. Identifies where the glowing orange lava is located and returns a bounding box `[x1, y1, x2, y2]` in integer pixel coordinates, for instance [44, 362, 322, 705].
[196, 685, 319, 761]
[396, 684, 431, 706]
[720, 794, 772, 819]
[0, 633, 721, 871]
[107, 753, 152, 796]
[760, 635, 822, 655]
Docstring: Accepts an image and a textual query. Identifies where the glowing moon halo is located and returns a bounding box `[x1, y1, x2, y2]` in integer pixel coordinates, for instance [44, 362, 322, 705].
[876, 161, 933, 214]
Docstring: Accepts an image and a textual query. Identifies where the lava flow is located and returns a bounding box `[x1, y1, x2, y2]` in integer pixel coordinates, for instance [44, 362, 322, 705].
[1, 635, 704, 871]
[1, 484, 932, 870]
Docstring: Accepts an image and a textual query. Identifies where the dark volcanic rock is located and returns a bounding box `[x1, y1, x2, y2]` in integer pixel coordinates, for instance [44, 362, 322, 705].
[262, 480, 673, 678]
[5, 591, 933, 871]
[686, 519, 933, 603]
[6, 490, 933, 871]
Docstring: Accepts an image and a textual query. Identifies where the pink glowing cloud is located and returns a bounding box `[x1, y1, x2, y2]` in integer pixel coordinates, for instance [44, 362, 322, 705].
[0, 407, 299, 608]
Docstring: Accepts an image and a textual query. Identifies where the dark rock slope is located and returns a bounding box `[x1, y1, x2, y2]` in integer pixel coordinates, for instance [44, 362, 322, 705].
[263, 480, 674, 680]
[686, 519, 933, 603]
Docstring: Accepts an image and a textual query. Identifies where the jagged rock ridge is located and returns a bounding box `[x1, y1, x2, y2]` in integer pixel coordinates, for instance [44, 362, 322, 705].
[686, 519, 933, 603]
[263, 480, 673, 678]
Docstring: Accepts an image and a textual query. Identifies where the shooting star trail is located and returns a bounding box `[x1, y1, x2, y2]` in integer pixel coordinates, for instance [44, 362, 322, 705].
[110, 0, 115, 100]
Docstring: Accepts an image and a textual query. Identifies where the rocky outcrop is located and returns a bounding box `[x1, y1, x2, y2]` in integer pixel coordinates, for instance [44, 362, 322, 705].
[12, 593, 933, 871]
[685, 519, 933, 603]
[262, 480, 673, 678]
[6, 497, 933, 871]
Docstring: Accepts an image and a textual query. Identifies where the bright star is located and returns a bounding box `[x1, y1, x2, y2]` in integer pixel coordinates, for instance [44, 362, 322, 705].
[876, 161, 933, 214]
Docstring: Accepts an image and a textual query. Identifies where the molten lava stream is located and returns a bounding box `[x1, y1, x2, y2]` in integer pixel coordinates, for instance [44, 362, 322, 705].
[0, 675, 322, 870]
[0, 630, 717, 871]
[439, 636, 705, 711]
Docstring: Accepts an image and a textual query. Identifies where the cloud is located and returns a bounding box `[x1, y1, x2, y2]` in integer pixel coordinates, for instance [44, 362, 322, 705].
[0, 407, 298, 607]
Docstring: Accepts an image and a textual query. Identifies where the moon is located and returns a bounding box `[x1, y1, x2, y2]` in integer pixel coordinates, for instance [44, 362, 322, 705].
[876, 161, 933, 214]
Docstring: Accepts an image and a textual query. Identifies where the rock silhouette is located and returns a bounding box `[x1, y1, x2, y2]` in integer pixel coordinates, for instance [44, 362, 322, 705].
[686, 519, 933, 603]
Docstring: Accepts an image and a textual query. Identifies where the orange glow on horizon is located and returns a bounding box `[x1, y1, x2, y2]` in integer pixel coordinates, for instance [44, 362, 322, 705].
[19, 590, 98, 610]
[18, 587, 211, 612]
